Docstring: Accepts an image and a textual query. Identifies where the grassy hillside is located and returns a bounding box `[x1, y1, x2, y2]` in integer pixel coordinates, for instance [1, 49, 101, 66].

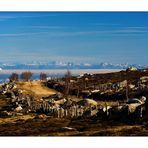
[17, 81, 57, 97]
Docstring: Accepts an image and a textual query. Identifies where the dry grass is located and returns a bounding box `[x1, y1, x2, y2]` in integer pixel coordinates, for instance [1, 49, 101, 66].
[0, 114, 35, 125]
[0, 99, 7, 109]
[0, 116, 147, 136]
[17, 81, 57, 97]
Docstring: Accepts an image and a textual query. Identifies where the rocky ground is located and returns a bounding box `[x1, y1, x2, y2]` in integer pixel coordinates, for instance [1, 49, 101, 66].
[1, 115, 148, 136]
[0, 69, 148, 136]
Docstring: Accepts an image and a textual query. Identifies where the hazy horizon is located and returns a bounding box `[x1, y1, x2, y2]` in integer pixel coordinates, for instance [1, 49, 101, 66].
[0, 12, 148, 65]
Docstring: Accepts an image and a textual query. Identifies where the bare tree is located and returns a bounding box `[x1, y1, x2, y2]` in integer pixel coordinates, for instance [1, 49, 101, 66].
[40, 72, 47, 81]
[9, 73, 19, 82]
[64, 70, 71, 98]
[77, 85, 80, 97]
[21, 71, 33, 81]
[126, 80, 129, 102]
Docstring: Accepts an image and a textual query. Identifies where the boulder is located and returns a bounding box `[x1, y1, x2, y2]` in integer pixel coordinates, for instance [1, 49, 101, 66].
[14, 106, 23, 112]
[55, 127, 76, 132]
[35, 114, 47, 120]
[126, 66, 138, 72]
[77, 99, 98, 106]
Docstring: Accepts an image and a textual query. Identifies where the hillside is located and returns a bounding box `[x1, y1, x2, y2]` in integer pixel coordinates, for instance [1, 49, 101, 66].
[0, 69, 147, 136]
[17, 81, 57, 97]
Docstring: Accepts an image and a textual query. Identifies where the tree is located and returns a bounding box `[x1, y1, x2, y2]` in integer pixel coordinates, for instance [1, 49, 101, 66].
[9, 73, 19, 81]
[64, 70, 71, 98]
[21, 71, 33, 81]
[40, 72, 47, 81]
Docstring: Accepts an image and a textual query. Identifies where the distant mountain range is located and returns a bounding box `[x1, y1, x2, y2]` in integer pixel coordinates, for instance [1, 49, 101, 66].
[0, 62, 147, 70]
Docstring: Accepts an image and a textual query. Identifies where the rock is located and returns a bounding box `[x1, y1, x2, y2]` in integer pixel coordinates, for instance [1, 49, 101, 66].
[56, 127, 76, 132]
[126, 66, 138, 72]
[15, 113, 23, 116]
[35, 114, 47, 119]
[62, 99, 73, 108]
[1, 111, 12, 117]
[140, 96, 146, 104]
[77, 99, 98, 106]
[14, 106, 23, 112]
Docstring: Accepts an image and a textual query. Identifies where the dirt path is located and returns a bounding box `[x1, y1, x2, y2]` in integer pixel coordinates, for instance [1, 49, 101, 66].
[17, 81, 57, 97]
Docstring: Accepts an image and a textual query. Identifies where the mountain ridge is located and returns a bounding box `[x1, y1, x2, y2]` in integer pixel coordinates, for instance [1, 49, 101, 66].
[0, 62, 147, 70]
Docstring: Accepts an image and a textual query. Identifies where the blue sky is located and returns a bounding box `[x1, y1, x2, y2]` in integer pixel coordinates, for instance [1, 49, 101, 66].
[0, 12, 148, 65]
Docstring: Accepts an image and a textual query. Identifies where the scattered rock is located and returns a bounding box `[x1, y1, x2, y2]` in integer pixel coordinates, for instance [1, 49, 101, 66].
[15, 113, 23, 116]
[14, 106, 23, 112]
[35, 114, 47, 120]
[77, 99, 98, 106]
[55, 127, 77, 132]
[126, 66, 138, 72]
[0, 111, 12, 117]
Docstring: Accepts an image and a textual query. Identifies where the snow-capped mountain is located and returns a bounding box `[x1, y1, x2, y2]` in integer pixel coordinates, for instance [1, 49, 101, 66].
[0, 61, 147, 70]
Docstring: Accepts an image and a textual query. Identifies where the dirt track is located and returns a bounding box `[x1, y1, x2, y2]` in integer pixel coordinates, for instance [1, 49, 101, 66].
[17, 81, 57, 97]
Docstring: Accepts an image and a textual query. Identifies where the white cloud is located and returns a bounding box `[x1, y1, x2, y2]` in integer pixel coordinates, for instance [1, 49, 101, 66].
[0, 15, 17, 21]
[113, 29, 148, 33]
[90, 23, 120, 26]
[1, 27, 148, 38]
[127, 26, 148, 29]
[0, 13, 82, 21]
[24, 25, 65, 29]
[0, 14, 59, 21]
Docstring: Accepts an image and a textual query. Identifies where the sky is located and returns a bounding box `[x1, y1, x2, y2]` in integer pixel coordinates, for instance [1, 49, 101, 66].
[0, 12, 148, 65]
